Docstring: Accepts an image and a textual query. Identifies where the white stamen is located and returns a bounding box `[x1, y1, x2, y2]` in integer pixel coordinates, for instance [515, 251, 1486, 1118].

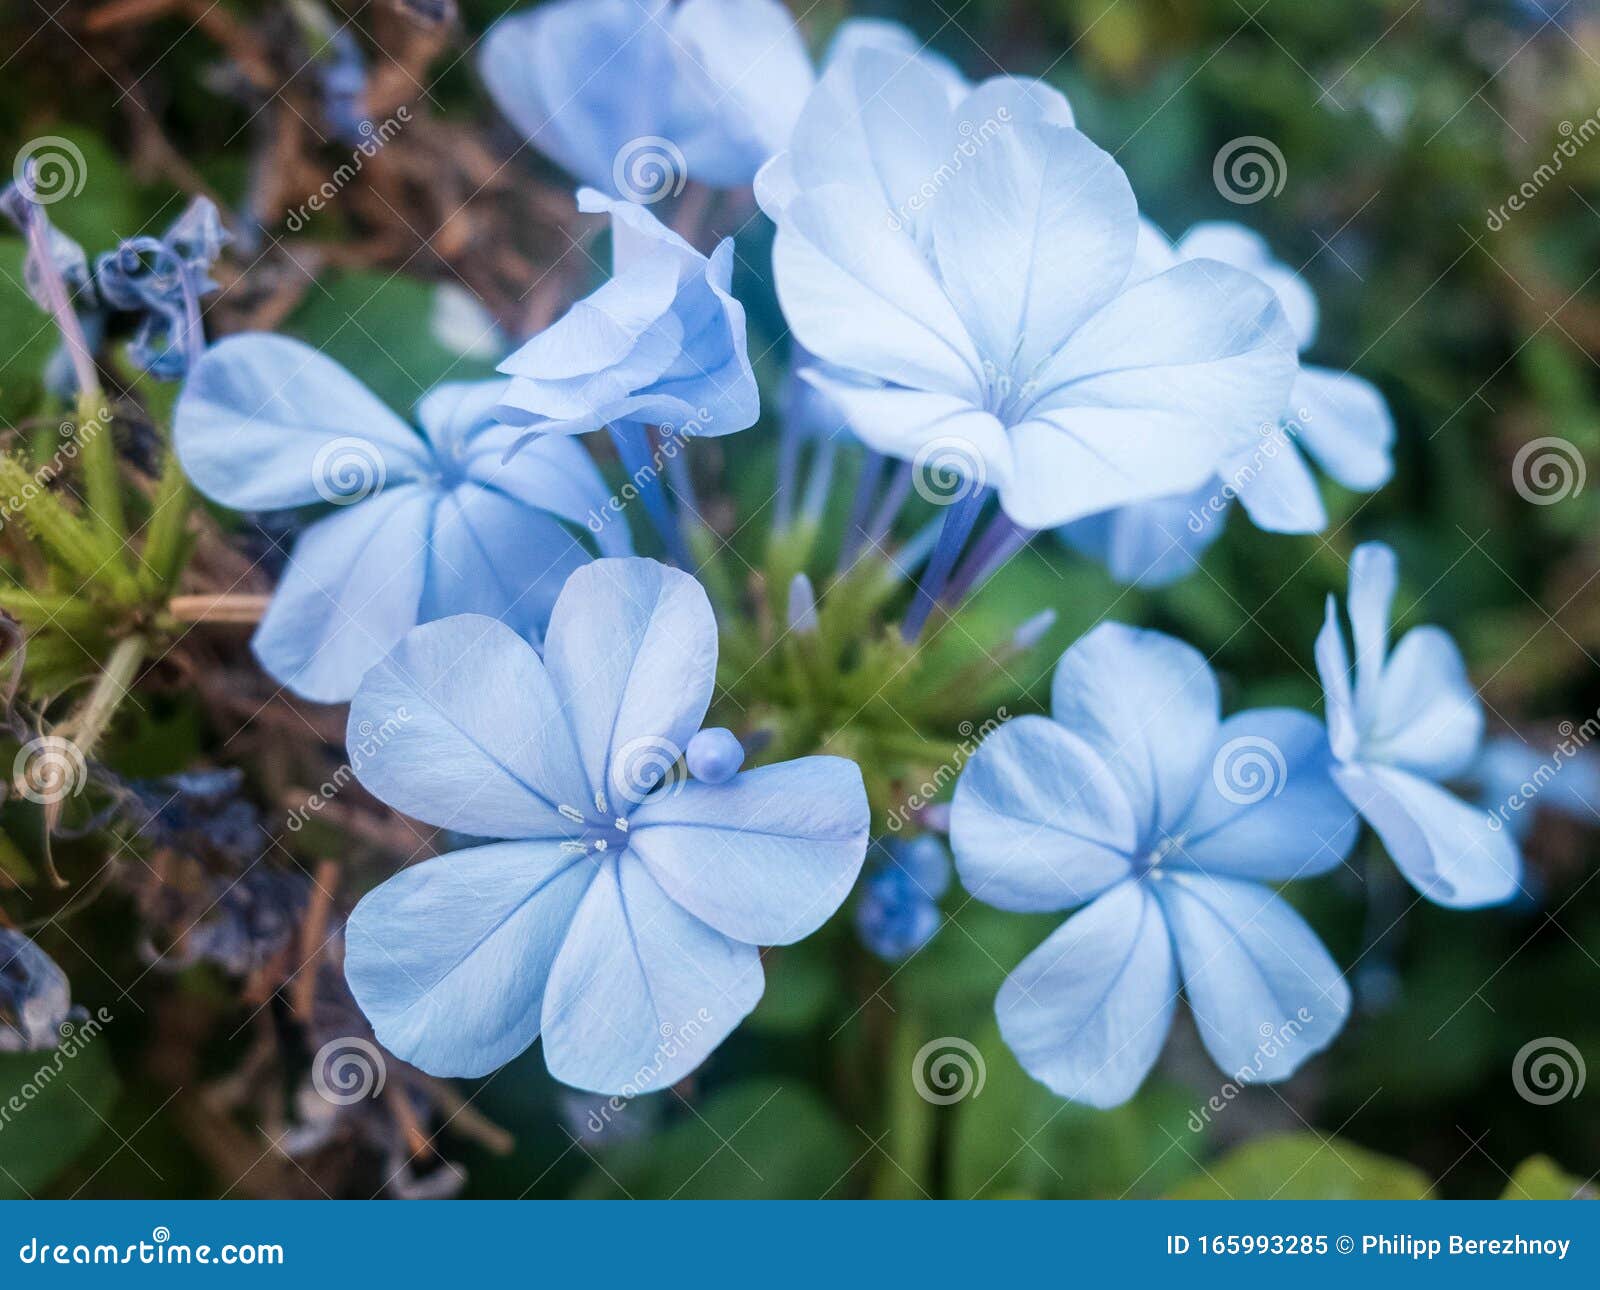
[557, 803, 586, 824]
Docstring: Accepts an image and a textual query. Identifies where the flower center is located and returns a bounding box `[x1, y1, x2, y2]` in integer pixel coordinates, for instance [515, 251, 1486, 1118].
[557, 802, 631, 859]
[1132, 830, 1188, 878]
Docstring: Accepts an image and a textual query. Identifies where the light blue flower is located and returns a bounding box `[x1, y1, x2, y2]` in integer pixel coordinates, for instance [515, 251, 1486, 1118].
[856, 835, 951, 961]
[479, 0, 814, 195]
[951, 623, 1358, 1107]
[1467, 734, 1600, 841]
[761, 56, 1298, 530]
[1316, 542, 1522, 907]
[175, 333, 628, 703]
[342, 558, 870, 1093]
[1061, 220, 1395, 586]
[494, 188, 758, 442]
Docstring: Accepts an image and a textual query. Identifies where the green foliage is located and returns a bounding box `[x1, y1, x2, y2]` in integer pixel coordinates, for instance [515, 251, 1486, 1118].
[0, 1036, 119, 1199]
[1167, 1133, 1432, 1200]
[575, 1080, 855, 1199]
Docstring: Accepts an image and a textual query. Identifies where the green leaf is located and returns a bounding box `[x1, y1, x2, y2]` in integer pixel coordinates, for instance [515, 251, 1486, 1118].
[0, 1023, 119, 1198]
[577, 1079, 855, 1199]
[285, 274, 499, 414]
[1501, 1156, 1595, 1200]
[1167, 1132, 1431, 1200]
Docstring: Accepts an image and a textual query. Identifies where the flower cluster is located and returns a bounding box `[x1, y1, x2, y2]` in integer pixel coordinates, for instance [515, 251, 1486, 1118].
[108, 0, 1531, 1106]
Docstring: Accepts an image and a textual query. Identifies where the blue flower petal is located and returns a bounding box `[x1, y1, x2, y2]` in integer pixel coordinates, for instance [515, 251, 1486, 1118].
[478, 0, 675, 195]
[995, 880, 1176, 1108]
[775, 186, 984, 396]
[344, 841, 595, 1077]
[497, 192, 757, 438]
[1012, 261, 1298, 528]
[628, 757, 869, 945]
[668, 0, 814, 186]
[1348, 540, 1398, 723]
[1175, 708, 1359, 881]
[784, 45, 954, 241]
[1292, 365, 1395, 491]
[822, 18, 968, 102]
[1058, 485, 1224, 589]
[347, 613, 590, 838]
[175, 333, 429, 511]
[950, 714, 1137, 912]
[1226, 432, 1326, 534]
[541, 558, 718, 811]
[1314, 595, 1359, 762]
[1333, 763, 1521, 908]
[1366, 626, 1484, 780]
[421, 486, 590, 647]
[1154, 871, 1349, 1082]
[1049, 623, 1220, 837]
[540, 856, 763, 1095]
[1175, 220, 1319, 350]
[252, 486, 434, 703]
[930, 114, 1131, 376]
[462, 425, 635, 558]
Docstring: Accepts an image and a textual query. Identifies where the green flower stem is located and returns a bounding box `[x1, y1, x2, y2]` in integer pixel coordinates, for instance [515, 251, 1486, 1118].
[139, 449, 193, 593]
[62, 634, 144, 763]
[73, 391, 130, 571]
[871, 1009, 937, 1199]
[0, 587, 106, 634]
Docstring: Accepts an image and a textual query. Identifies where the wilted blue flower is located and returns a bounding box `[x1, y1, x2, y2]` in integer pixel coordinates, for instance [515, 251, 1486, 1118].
[495, 188, 758, 442]
[761, 56, 1298, 530]
[479, 0, 814, 196]
[951, 623, 1357, 1106]
[342, 558, 870, 1094]
[1316, 542, 1522, 907]
[175, 333, 629, 702]
[0, 930, 77, 1053]
[0, 190, 227, 383]
[1061, 220, 1395, 586]
[315, 27, 371, 145]
[855, 835, 950, 961]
